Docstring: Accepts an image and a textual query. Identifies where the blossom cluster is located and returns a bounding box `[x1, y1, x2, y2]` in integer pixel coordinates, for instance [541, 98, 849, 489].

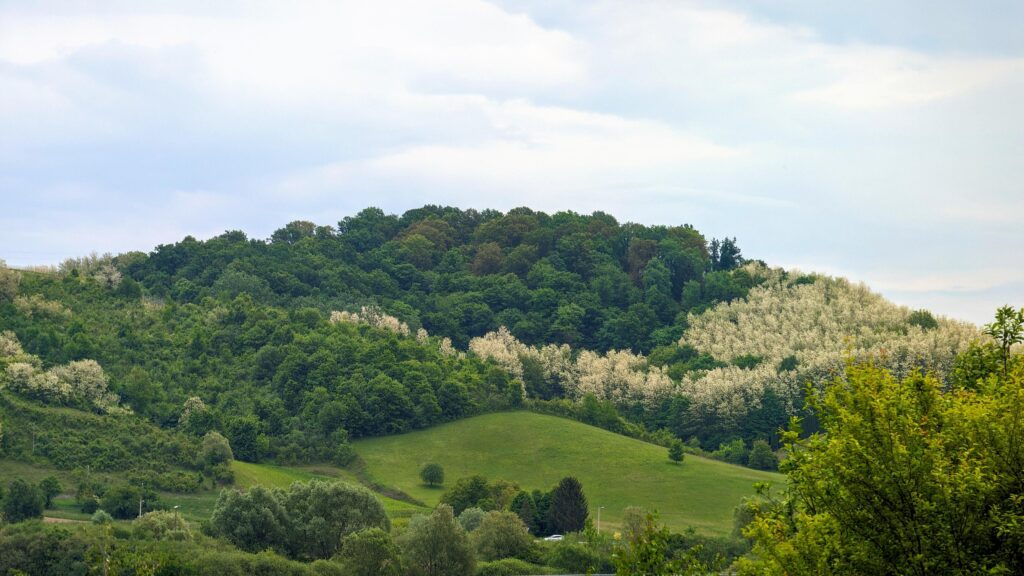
[330, 306, 411, 337]
[0, 331, 123, 413]
[13, 294, 72, 320]
[677, 270, 978, 423]
[469, 327, 672, 409]
[330, 306, 459, 357]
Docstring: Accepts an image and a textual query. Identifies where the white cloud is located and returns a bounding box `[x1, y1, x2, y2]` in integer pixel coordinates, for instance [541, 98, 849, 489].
[793, 47, 1024, 109]
[277, 97, 739, 207]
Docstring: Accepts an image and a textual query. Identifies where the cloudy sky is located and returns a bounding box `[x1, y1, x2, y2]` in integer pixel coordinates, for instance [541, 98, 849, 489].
[1, 0, 1021, 324]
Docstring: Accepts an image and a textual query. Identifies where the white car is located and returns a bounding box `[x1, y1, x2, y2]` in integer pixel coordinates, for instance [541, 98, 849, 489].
[543, 534, 564, 541]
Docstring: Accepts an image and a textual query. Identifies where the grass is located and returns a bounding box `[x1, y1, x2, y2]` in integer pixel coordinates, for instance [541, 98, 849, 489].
[0, 458, 428, 525]
[353, 411, 784, 535]
[231, 461, 327, 489]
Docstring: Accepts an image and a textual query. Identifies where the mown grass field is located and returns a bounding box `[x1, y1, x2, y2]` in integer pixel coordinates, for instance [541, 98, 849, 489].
[353, 411, 784, 535]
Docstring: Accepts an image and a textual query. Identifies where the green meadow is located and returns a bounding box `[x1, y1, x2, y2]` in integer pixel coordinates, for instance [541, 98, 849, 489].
[353, 411, 783, 535]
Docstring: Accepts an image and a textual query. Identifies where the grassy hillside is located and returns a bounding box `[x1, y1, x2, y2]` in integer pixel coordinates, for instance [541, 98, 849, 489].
[353, 411, 782, 535]
[0, 458, 427, 524]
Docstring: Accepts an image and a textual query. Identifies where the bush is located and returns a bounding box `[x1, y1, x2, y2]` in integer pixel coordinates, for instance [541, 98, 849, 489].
[80, 498, 100, 514]
[476, 558, 554, 576]
[399, 504, 475, 576]
[3, 479, 44, 522]
[544, 541, 610, 574]
[712, 439, 748, 466]
[472, 511, 533, 561]
[210, 480, 390, 561]
[457, 507, 485, 532]
[0, 521, 90, 575]
[441, 475, 491, 515]
[133, 509, 191, 541]
[101, 484, 153, 519]
[746, 439, 779, 471]
[210, 463, 235, 486]
[200, 431, 234, 468]
[337, 527, 402, 576]
[91, 509, 113, 525]
[668, 440, 685, 463]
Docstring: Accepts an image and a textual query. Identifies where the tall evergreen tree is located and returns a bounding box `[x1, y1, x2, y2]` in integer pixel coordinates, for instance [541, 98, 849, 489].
[510, 491, 537, 534]
[547, 476, 588, 534]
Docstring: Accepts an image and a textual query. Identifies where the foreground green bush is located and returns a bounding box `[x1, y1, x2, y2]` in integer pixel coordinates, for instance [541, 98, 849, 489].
[475, 558, 556, 576]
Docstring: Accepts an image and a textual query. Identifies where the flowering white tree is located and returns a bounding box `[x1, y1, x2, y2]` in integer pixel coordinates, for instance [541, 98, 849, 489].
[330, 306, 411, 337]
[677, 269, 978, 426]
[13, 294, 72, 319]
[0, 331, 122, 412]
[468, 326, 672, 409]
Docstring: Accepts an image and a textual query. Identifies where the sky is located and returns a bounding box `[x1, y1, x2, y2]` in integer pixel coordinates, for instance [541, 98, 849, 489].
[1, 0, 1021, 325]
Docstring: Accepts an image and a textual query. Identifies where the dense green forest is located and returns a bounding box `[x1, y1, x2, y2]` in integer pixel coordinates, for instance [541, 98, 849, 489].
[124, 206, 752, 352]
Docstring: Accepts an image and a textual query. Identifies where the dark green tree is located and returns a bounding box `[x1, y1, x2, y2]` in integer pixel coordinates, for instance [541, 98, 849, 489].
[39, 476, 62, 508]
[547, 477, 588, 534]
[420, 463, 445, 487]
[209, 486, 289, 554]
[3, 479, 44, 522]
[279, 480, 390, 560]
[510, 491, 538, 534]
[746, 440, 778, 471]
[101, 484, 150, 520]
[441, 476, 491, 515]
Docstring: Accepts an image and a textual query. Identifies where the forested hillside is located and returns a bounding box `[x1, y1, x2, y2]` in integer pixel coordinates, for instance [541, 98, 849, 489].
[1, 268, 521, 466]
[0, 206, 979, 461]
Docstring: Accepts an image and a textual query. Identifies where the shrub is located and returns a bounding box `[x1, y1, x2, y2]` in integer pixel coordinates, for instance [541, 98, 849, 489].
[712, 439, 748, 466]
[476, 558, 554, 576]
[668, 440, 685, 463]
[457, 507, 486, 532]
[471, 511, 533, 561]
[337, 527, 402, 576]
[133, 509, 191, 541]
[399, 504, 475, 576]
[91, 509, 113, 525]
[199, 431, 234, 468]
[746, 439, 779, 471]
[3, 479, 44, 522]
[101, 484, 152, 520]
[544, 541, 610, 574]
